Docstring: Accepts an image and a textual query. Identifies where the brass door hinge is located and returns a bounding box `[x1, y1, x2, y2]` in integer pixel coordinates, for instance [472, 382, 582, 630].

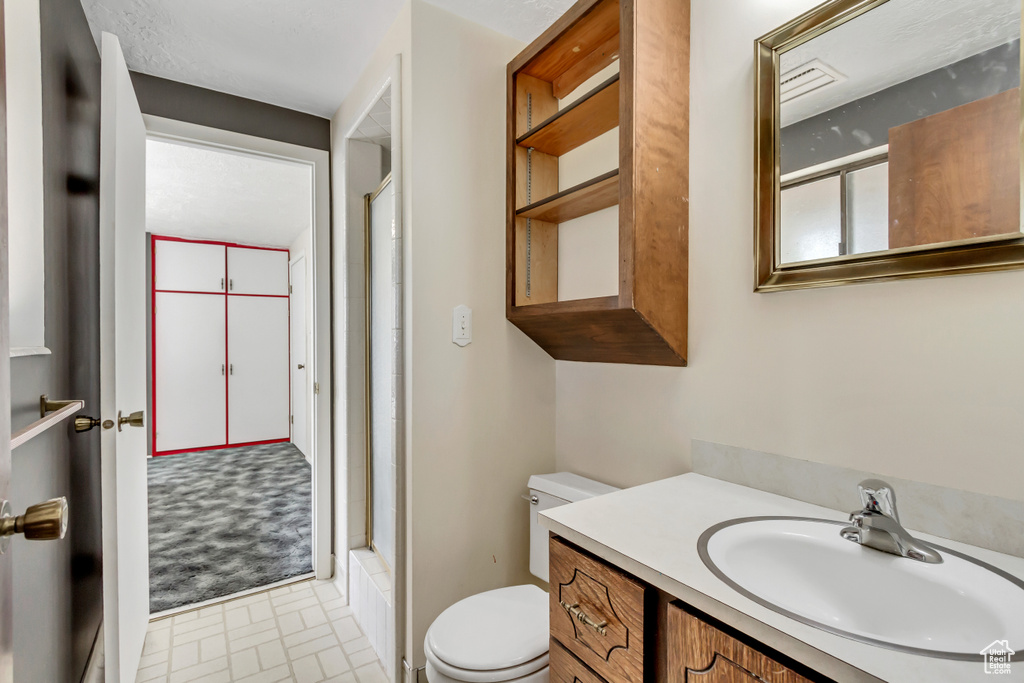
[290, 415, 294, 424]
[314, 382, 320, 395]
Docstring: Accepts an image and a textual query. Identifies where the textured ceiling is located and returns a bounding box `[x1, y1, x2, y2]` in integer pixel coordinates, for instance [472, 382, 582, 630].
[81, 0, 406, 117]
[146, 139, 312, 248]
[422, 0, 575, 43]
[782, 0, 1019, 125]
[80, 0, 568, 118]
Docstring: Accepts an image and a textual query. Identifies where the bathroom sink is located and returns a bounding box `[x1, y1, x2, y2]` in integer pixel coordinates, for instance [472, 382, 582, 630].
[698, 516, 1024, 660]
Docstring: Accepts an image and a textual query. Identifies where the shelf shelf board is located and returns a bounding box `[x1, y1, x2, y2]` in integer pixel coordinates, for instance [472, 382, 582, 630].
[516, 169, 619, 224]
[517, 74, 619, 157]
[508, 296, 685, 366]
[519, 0, 620, 97]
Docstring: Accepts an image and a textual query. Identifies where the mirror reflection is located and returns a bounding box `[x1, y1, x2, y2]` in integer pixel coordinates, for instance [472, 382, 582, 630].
[778, 0, 1021, 265]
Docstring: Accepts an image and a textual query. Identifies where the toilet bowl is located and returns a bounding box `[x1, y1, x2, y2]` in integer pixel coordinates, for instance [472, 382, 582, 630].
[424, 585, 549, 683]
[423, 473, 618, 683]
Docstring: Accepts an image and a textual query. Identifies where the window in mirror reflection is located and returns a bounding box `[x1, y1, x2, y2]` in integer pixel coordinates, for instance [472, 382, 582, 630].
[781, 153, 890, 263]
[778, 0, 1021, 266]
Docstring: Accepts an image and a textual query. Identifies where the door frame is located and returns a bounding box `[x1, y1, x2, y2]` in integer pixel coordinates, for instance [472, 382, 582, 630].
[144, 115, 333, 580]
[289, 254, 310, 458]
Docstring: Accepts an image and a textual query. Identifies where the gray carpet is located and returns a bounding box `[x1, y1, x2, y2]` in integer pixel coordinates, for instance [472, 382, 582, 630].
[148, 442, 312, 613]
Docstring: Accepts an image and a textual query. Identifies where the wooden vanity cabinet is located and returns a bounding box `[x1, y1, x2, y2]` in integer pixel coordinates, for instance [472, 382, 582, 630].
[549, 536, 832, 683]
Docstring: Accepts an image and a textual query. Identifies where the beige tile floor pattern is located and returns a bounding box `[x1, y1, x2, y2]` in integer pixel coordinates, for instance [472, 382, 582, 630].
[136, 579, 388, 683]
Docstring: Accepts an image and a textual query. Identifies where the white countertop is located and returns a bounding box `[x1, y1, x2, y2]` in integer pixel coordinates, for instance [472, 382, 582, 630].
[539, 473, 1024, 683]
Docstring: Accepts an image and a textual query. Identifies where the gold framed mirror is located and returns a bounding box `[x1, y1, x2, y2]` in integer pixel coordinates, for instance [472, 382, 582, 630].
[755, 0, 1024, 291]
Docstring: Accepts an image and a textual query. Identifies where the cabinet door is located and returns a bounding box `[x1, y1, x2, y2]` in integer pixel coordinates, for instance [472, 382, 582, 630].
[154, 292, 227, 452]
[227, 296, 290, 444]
[227, 246, 289, 295]
[667, 603, 816, 683]
[154, 239, 226, 293]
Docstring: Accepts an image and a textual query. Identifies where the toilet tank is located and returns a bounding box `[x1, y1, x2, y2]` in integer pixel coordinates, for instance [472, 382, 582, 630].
[527, 473, 619, 582]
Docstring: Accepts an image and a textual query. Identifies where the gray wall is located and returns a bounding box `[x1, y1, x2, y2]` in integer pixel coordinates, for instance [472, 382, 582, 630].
[782, 40, 1020, 173]
[10, 1, 102, 681]
[129, 71, 331, 151]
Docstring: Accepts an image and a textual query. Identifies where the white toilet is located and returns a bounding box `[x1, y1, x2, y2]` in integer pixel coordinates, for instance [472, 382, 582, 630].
[424, 473, 619, 683]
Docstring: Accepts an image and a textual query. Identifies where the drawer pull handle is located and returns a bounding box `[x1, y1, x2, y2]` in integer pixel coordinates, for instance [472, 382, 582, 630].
[559, 600, 607, 636]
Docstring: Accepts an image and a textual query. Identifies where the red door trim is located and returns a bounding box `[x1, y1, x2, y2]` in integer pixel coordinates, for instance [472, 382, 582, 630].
[151, 234, 291, 456]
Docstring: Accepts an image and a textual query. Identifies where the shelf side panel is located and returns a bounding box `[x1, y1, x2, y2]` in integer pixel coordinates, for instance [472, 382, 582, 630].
[626, 0, 690, 363]
[515, 217, 558, 306]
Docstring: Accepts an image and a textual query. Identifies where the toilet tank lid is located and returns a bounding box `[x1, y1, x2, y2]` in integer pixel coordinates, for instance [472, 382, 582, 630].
[528, 472, 619, 503]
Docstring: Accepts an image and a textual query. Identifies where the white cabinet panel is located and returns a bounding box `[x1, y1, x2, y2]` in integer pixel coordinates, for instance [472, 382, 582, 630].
[228, 296, 290, 444]
[154, 239, 226, 293]
[227, 247, 289, 295]
[154, 292, 226, 452]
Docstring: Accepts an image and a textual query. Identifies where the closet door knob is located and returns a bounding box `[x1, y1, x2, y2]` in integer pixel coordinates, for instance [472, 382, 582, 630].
[297, 364, 304, 370]
[0, 497, 69, 553]
[117, 410, 145, 432]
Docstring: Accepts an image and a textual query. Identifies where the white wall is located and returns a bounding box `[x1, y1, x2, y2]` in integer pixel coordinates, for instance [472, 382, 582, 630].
[333, 1, 557, 672]
[555, 0, 1024, 503]
[406, 3, 553, 668]
[5, 0, 46, 351]
[331, 2, 411, 669]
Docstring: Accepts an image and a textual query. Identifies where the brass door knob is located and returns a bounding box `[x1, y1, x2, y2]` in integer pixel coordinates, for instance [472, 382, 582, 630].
[117, 410, 145, 432]
[0, 498, 69, 553]
[297, 364, 304, 369]
[74, 416, 115, 433]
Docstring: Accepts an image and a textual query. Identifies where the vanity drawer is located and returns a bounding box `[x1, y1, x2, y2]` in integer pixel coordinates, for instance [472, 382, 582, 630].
[549, 536, 648, 683]
[667, 602, 818, 683]
[550, 639, 605, 683]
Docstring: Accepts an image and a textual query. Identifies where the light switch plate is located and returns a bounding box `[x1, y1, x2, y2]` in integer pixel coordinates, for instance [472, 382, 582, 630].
[453, 305, 472, 347]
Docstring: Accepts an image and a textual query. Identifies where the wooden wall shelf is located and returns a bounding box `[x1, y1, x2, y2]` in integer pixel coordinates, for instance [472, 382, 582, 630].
[506, 0, 690, 366]
[517, 74, 620, 156]
[516, 169, 619, 223]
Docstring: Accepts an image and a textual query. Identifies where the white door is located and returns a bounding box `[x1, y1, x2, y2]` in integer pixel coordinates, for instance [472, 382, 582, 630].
[227, 246, 289, 295]
[154, 293, 227, 453]
[290, 257, 308, 457]
[227, 296, 290, 444]
[153, 239, 226, 293]
[99, 32, 150, 683]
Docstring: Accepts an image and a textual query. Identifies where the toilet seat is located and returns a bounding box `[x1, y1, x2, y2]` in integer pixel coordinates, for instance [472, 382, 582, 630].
[425, 650, 548, 683]
[424, 585, 549, 682]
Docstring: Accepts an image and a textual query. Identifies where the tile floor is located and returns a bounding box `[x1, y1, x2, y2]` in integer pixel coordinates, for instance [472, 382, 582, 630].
[136, 579, 388, 683]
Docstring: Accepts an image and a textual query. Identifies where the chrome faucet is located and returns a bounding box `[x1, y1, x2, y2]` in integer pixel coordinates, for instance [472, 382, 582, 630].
[840, 479, 942, 564]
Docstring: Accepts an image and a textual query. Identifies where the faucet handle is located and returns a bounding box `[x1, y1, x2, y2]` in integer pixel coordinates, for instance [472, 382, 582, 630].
[858, 479, 899, 522]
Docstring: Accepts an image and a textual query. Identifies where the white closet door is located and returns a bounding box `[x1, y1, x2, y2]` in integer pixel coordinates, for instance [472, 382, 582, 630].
[228, 296, 290, 444]
[227, 247, 289, 295]
[154, 292, 227, 452]
[154, 239, 226, 293]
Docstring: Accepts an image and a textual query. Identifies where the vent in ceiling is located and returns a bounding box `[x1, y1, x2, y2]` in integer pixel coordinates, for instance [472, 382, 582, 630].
[780, 59, 846, 104]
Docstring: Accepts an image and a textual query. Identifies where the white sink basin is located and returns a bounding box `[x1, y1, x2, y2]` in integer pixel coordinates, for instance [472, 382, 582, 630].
[698, 517, 1024, 660]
